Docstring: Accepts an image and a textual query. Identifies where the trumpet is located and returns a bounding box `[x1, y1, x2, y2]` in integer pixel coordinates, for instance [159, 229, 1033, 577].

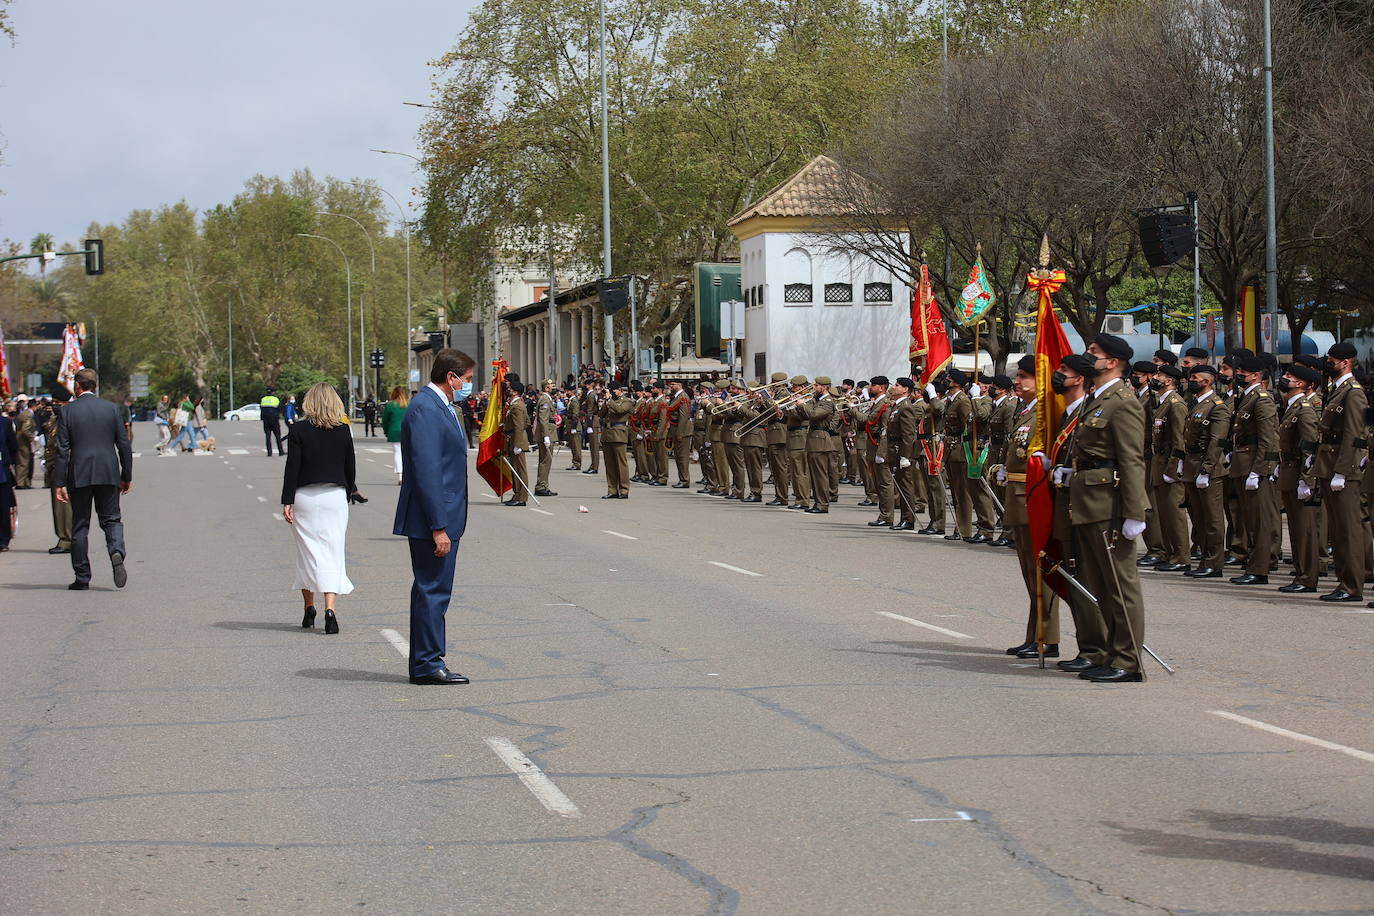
[708, 380, 786, 414]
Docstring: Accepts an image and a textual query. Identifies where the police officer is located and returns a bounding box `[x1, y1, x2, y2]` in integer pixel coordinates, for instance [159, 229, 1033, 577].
[260, 387, 285, 456]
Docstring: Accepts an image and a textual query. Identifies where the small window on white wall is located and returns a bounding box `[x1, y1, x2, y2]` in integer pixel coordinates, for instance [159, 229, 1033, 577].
[782, 247, 813, 307]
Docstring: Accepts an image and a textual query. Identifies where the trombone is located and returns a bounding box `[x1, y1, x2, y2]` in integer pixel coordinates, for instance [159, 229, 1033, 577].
[708, 378, 788, 414]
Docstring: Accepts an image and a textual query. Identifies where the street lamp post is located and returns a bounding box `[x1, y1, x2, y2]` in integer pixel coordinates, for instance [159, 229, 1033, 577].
[296, 233, 354, 414]
[354, 177, 413, 387]
[598, 0, 614, 368]
[319, 211, 376, 401]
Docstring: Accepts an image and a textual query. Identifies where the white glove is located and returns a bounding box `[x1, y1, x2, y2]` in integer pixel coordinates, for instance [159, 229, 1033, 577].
[1162, 474, 1176, 484]
[1052, 466, 1072, 486]
[1033, 451, 1051, 472]
[1297, 480, 1312, 500]
[899, 456, 912, 469]
[1121, 518, 1147, 540]
[513, 447, 523, 455]
[543, 436, 551, 446]
[1176, 459, 1184, 477]
[925, 383, 937, 399]
[969, 383, 982, 398]
[1270, 467, 1280, 482]
[1245, 471, 1260, 490]
[1195, 473, 1209, 489]
[1330, 473, 1346, 492]
[995, 467, 1007, 485]
[587, 427, 593, 434]
[874, 455, 886, 464]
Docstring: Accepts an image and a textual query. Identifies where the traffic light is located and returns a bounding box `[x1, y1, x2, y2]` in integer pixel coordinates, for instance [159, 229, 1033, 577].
[653, 335, 665, 364]
[84, 238, 104, 275]
[369, 349, 386, 369]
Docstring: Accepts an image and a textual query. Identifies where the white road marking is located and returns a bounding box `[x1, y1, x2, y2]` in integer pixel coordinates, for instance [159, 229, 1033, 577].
[365, 457, 375, 462]
[602, 529, 637, 540]
[709, 561, 761, 577]
[910, 811, 974, 823]
[228, 448, 249, 455]
[1209, 711, 1374, 764]
[1341, 610, 1374, 614]
[256, 496, 267, 503]
[530, 507, 554, 516]
[875, 611, 973, 640]
[481, 492, 498, 499]
[366, 447, 390, 454]
[160, 452, 176, 458]
[131, 452, 142, 458]
[272, 513, 283, 521]
[483, 736, 582, 819]
[380, 628, 410, 657]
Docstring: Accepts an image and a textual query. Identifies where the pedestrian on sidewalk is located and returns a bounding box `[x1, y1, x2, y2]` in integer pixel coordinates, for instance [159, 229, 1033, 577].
[393, 348, 473, 685]
[154, 394, 172, 453]
[55, 368, 133, 590]
[281, 383, 361, 634]
[382, 386, 408, 485]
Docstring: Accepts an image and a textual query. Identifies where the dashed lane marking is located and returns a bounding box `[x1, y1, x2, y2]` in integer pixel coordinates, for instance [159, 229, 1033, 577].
[272, 513, 283, 521]
[602, 529, 637, 540]
[366, 448, 390, 454]
[875, 611, 973, 640]
[245, 484, 254, 489]
[1209, 711, 1374, 764]
[381, 628, 410, 657]
[228, 448, 249, 455]
[483, 736, 582, 819]
[910, 812, 974, 823]
[709, 560, 761, 577]
[256, 496, 267, 503]
[530, 508, 553, 516]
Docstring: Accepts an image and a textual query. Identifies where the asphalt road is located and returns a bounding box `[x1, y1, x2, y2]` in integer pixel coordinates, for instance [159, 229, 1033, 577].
[2, 420, 1371, 915]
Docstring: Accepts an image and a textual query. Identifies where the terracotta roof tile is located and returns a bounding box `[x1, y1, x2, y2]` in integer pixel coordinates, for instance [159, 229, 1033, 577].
[727, 155, 878, 226]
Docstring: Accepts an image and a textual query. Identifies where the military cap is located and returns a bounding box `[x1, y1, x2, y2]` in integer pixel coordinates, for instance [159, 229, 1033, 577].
[1017, 355, 1036, 374]
[543, 378, 555, 387]
[1287, 364, 1320, 384]
[815, 376, 832, 386]
[1131, 360, 1156, 374]
[1294, 353, 1324, 370]
[946, 367, 968, 385]
[1158, 364, 1184, 380]
[1153, 348, 1178, 365]
[842, 378, 855, 387]
[649, 379, 665, 390]
[1222, 347, 1255, 368]
[1188, 364, 1218, 377]
[790, 375, 809, 386]
[856, 380, 870, 388]
[51, 388, 72, 403]
[1236, 354, 1266, 373]
[1060, 353, 1096, 375]
[991, 374, 1013, 390]
[869, 375, 890, 386]
[508, 380, 526, 394]
[1183, 347, 1209, 359]
[892, 376, 914, 390]
[1093, 332, 1133, 361]
[1328, 341, 1357, 360]
[1260, 352, 1279, 372]
[770, 371, 789, 383]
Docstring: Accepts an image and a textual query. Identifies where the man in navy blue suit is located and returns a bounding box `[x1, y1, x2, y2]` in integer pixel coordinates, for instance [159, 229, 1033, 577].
[393, 348, 475, 684]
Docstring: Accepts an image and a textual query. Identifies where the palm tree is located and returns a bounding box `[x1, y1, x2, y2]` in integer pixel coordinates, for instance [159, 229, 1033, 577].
[31, 278, 69, 315]
[29, 232, 54, 277]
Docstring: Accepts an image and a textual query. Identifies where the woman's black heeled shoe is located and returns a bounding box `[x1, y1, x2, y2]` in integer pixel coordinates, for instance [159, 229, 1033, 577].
[301, 606, 317, 628]
[324, 610, 339, 634]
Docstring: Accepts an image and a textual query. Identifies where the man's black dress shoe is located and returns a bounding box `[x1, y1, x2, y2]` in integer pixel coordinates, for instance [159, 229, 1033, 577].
[67, 581, 89, 590]
[565, 466, 580, 471]
[1017, 643, 1058, 658]
[989, 537, 1010, 548]
[111, 551, 127, 589]
[917, 527, 939, 536]
[1185, 566, 1221, 578]
[1057, 657, 1096, 672]
[48, 545, 71, 555]
[765, 499, 786, 506]
[1082, 667, 1143, 683]
[964, 534, 989, 544]
[1320, 589, 1362, 602]
[868, 519, 891, 527]
[857, 499, 876, 507]
[617, 494, 628, 499]
[1230, 573, 1268, 585]
[742, 496, 761, 503]
[943, 533, 963, 541]
[1003, 538, 1016, 549]
[1277, 582, 1316, 594]
[601, 494, 618, 499]
[505, 500, 527, 507]
[1005, 641, 1034, 656]
[673, 482, 690, 488]
[1154, 562, 1190, 573]
[723, 494, 740, 500]
[582, 468, 598, 475]
[890, 521, 914, 531]
[1136, 555, 1160, 567]
[533, 488, 557, 497]
[409, 668, 470, 685]
[788, 504, 807, 510]
[805, 506, 828, 514]
[1225, 556, 1247, 567]
[923, 529, 947, 537]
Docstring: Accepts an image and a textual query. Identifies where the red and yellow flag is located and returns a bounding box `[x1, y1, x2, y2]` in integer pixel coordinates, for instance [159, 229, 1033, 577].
[476, 360, 512, 497]
[913, 264, 952, 386]
[1025, 265, 1072, 597]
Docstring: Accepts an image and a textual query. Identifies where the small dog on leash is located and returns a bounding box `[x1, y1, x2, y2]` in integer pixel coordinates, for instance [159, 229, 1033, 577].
[198, 437, 217, 453]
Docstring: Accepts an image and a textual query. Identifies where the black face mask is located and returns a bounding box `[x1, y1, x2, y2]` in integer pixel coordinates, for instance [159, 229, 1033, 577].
[1129, 376, 1144, 390]
[1276, 376, 1292, 393]
[933, 380, 951, 395]
[1325, 361, 1341, 377]
[1050, 371, 1071, 395]
[1148, 379, 1165, 392]
[1186, 379, 1204, 394]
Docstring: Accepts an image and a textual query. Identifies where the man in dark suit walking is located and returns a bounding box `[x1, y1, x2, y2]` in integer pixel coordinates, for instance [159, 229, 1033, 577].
[55, 369, 133, 590]
[393, 349, 474, 685]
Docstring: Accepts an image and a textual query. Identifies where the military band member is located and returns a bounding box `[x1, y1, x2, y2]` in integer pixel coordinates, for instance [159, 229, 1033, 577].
[705, 382, 728, 495]
[985, 374, 1017, 546]
[861, 377, 895, 526]
[838, 379, 860, 484]
[738, 384, 768, 502]
[1147, 364, 1190, 571]
[941, 369, 981, 540]
[629, 384, 649, 483]
[720, 380, 748, 500]
[1315, 342, 1368, 602]
[1227, 355, 1279, 584]
[885, 378, 920, 529]
[503, 380, 532, 506]
[1276, 363, 1323, 594]
[780, 376, 812, 510]
[650, 381, 670, 486]
[534, 379, 558, 497]
[599, 381, 632, 498]
[966, 374, 998, 543]
[43, 390, 73, 554]
[763, 372, 791, 505]
[564, 383, 584, 470]
[799, 377, 837, 513]
[668, 379, 693, 487]
[1181, 366, 1231, 578]
[917, 382, 948, 536]
[582, 381, 602, 475]
[1131, 361, 1164, 566]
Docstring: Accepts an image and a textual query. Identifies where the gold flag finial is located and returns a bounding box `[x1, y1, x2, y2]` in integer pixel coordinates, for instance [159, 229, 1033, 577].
[975, 241, 983, 256]
[1038, 234, 1050, 269]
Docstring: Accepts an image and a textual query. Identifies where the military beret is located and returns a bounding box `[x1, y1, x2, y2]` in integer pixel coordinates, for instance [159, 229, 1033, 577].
[1158, 364, 1184, 380]
[1328, 341, 1357, 360]
[1294, 353, 1324, 369]
[991, 374, 1013, 390]
[51, 388, 72, 402]
[1094, 332, 1133, 360]
[1188, 365, 1218, 377]
[608, 380, 624, 391]
[507, 373, 521, 384]
[1229, 347, 1256, 358]
[1017, 355, 1036, 374]
[770, 372, 789, 383]
[842, 379, 855, 387]
[790, 375, 809, 386]
[1183, 347, 1209, 359]
[1131, 361, 1155, 374]
[1237, 354, 1266, 373]
[1261, 352, 1278, 372]
[1287, 364, 1320, 384]
[508, 380, 526, 394]
[815, 376, 832, 386]
[946, 368, 968, 385]
[869, 375, 890, 386]
[1153, 348, 1178, 365]
[1060, 354, 1096, 375]
[892, 377, 914, 390]
[856, 380, 870, 388]
[650, 379, 665, 390]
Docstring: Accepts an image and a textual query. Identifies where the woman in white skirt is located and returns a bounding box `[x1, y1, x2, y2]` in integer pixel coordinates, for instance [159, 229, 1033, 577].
[281, 383, 362, 634]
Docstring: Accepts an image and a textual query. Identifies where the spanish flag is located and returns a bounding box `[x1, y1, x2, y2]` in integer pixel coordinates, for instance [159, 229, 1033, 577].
[476, 360, 512, 497]
[1025, 262, 1072, 599]
[913, 263, 952, 386]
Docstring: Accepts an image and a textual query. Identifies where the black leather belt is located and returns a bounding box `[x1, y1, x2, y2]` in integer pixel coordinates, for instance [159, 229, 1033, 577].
[609, 422, 627, 428]
[1263, 451, 1280, 462]
[787, 425, 806, 431]
[1075, 457, 1118, 471]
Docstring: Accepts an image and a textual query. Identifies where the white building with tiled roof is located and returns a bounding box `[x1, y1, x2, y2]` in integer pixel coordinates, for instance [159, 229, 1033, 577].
[727, 155, 911, 383]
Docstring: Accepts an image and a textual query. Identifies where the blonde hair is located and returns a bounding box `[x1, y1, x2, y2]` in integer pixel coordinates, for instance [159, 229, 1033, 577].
[301, 383, 346, 428]
[389, 385, 409, 407]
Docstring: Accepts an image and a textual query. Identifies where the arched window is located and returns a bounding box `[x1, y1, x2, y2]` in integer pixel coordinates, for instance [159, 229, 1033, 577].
[782, 247, 813, 305]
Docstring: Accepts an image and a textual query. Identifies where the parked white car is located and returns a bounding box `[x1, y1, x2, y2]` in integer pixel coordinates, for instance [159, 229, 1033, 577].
[223, 403, 261, 421]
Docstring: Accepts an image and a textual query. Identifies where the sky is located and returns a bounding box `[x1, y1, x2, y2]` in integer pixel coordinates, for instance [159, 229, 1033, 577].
[0, 0, 478, 256]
